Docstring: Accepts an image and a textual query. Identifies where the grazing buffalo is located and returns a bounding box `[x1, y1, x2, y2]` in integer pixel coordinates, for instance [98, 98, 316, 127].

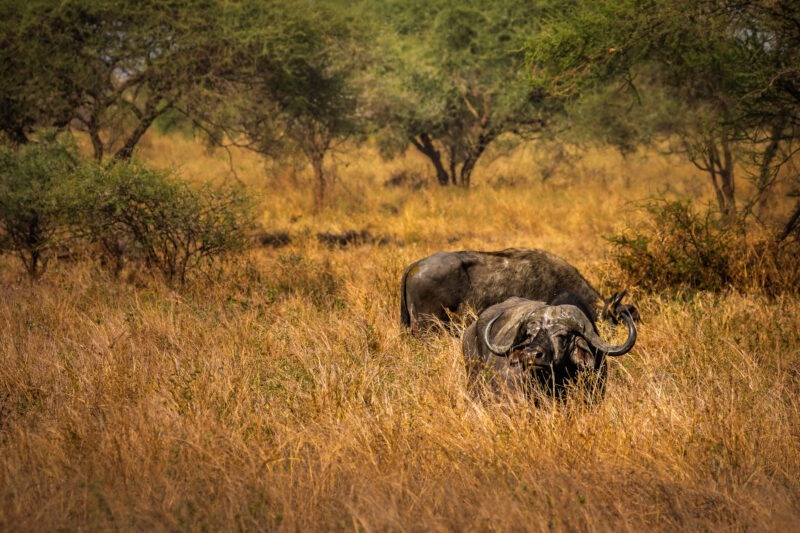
[462, 296, 637, 398]
[400, 248, 637, 333]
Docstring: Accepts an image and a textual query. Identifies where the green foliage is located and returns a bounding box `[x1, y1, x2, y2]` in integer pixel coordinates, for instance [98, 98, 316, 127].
[363, 0, 553, 186]
[608, 200, 733, 292]
[529, 0, 800, 220]
[564, 67, 688, 154]
[608, 199, 800, 295]
[0, 137, 254, 284]
[529, 0, 766, 105]
[1, 0, 238, 160]
[72, 162, 254, 285]
[0, 138, 78, 278]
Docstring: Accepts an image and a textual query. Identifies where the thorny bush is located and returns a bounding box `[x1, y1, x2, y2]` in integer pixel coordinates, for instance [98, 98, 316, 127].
[72, 162, 254, 285]
[608, 199, 800, 295]
[0, 139, 77, 279]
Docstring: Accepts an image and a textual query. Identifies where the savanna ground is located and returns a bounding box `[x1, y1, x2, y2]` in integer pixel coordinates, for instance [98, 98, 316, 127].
[2, 133, 799, 530]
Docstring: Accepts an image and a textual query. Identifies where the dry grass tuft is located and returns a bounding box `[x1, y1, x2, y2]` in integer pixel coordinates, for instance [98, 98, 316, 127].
[1, 135, 799, 530]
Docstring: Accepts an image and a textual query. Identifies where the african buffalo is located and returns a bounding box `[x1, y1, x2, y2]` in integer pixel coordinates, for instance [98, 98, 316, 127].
[462, 296, 637, 398]
[400, 248, 637, 333]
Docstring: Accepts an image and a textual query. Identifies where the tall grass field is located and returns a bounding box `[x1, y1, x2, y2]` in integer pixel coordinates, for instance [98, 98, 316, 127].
[1, 134, 799, 530]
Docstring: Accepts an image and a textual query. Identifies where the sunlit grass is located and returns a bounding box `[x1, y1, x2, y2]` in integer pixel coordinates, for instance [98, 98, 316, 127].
[1, 133, 798, 530]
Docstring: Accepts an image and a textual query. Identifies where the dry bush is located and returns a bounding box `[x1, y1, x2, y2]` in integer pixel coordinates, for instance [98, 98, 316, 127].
[732, 236, 800, 296]
[608, 199, 734, 292]
[608, 199, 800, 295]
[1, 135, 799, 530]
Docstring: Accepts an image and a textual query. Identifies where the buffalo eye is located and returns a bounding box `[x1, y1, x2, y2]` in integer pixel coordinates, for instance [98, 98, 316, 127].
[508, 348, 525, 366]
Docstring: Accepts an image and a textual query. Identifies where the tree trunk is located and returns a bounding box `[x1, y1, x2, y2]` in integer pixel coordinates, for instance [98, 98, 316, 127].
[88, 116, 104, 162]
[458, 133, 492, 187]
[754, 116, 787, 215]
[113, 110, 163, 161]
[780, 200, 800, 241]
[719, 139, 735, 218]
[701, 136, 736, 220]
[296, 121, 334, 212]
[410, 133, 451, 185]
[459, 156, 477, 188]
[7, 125, 28, 146]
[311, 150, 327, 212]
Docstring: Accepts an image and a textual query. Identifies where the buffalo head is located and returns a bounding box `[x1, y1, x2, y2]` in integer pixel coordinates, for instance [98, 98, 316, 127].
[463, 297, 636, 399]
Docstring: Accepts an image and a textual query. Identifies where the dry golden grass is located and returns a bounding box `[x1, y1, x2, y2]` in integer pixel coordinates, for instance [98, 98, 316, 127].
[1, 134, 799, 530]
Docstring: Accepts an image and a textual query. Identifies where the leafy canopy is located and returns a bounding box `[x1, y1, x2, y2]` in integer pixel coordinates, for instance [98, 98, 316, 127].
[363, 0, 554, 186]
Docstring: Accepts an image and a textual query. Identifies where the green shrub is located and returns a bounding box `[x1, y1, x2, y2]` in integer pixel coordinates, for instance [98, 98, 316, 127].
[0, 140, 77, 278]
[608, 199, 800, 295]
[608, 199, 735, 292]
[0, 142, 254, 284]
[72, 162, 254, 285]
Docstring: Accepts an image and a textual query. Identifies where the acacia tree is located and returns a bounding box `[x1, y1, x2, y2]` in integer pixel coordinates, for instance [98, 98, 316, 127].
[181, 1, 361, 210]
[529, 0, 800, 223]
[0, 0, 225, 161]
[236, 8, 359, 211]
[250, 63, 358, 211]
[0, 1, 74, 145]
[2, 0, 364, 209]
[364, 0, 554, 187]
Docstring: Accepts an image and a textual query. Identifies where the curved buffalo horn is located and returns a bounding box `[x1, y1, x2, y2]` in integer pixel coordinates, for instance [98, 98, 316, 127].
[602, 288, 627, 320]
[484, 310, 516, 355]
[561, 305, 636, 357]
[610, 289, 627, 312]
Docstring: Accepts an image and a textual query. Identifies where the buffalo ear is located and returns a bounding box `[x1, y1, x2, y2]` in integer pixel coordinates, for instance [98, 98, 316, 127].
[618, 303, 640, 322]
[570, 338, 595, 370]
[487, 319, 525, 353]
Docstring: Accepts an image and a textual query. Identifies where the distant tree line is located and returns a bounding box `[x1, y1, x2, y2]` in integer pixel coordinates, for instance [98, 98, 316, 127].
[528, 0, 800, 234]
[0, 0, 559, 204]
[1, 0, 799, 235]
